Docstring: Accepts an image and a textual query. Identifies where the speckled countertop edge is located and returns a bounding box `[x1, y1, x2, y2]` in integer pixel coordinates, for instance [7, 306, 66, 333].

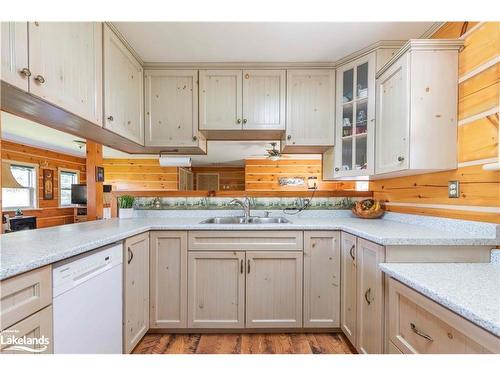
[1, 215, 498, 281]
[380, 263, 500, 337]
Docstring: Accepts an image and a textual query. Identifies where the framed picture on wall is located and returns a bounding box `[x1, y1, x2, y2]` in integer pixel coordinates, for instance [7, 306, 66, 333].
[96, 166, 105, 182]
[42, 169, 54, 200]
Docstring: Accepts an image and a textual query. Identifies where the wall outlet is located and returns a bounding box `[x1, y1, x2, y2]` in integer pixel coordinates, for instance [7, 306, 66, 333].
[448, 180, 460, 198]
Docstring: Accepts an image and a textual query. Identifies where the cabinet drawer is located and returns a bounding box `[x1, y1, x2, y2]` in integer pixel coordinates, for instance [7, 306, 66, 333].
[0, 305, 53, 354]
[188, 231, 303, 251]
[388, 278, 499, 354]
[0, 266, 52, 331]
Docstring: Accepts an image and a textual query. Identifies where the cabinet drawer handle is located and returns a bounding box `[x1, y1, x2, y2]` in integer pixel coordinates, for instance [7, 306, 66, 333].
[127, 247, 134, 264]
[349, 244, 355, 260]
[247, 259, 250, 274]
[287, 135, 292, 140]
[240, 259, 244, 274]
[410, 323, 433, 341]
[243, 119, 247, 124]
[397, 155, 405, 162]
[236, 118, 242, 124]
[107, 115, 114, 121]
[34, 74, 45, 84]
[364, 288, 371, 305]
[19, 67, 31, 78]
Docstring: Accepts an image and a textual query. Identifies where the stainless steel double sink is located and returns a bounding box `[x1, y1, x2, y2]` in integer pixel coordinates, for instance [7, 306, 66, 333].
[200, 216, 291, 224]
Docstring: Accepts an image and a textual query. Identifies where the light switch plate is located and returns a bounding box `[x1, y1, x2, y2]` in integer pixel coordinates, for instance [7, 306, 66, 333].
[448, 180, 460, 198]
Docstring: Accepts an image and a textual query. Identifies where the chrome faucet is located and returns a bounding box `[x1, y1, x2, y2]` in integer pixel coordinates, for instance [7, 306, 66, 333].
[229, 197, 251, 221]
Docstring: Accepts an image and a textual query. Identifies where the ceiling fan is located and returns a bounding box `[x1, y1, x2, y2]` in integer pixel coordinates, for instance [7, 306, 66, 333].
[251, 142, 292, 161]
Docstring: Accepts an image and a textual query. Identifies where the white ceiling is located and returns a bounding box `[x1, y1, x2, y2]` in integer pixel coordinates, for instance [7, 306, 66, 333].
[1, 112, 319, 165]
[1, 112, 87, 157]
[114, 22, 435, 63]
[104, 141, 320, 166]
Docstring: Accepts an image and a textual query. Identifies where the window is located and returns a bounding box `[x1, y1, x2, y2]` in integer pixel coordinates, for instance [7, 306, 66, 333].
[59, 170, 79, 206]
[2, 164, 37, 209]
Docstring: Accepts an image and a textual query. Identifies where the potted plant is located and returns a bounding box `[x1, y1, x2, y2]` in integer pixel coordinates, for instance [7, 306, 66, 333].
[118, 195, 135, 219]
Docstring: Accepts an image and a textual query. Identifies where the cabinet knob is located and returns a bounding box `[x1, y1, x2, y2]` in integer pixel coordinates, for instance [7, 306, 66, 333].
[19, 68, 31, 78]
[107, 115, 114, 121]
[334, 167, 340, 172]
[397, 155, 405, 162]
[34, 74, 45, 84]
[192, 135, 198, 141]
[243, 119, 247, 124]
[287, 135, 292, 140]
[236, 118, 242, 124]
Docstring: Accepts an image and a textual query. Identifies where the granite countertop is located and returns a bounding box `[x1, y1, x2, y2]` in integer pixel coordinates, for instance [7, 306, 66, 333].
[1, 213, 498, 280]
[380, 263, 500, 337]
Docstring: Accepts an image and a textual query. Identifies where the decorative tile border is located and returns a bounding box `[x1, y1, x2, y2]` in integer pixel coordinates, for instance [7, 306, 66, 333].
[134, 196, 360, 210]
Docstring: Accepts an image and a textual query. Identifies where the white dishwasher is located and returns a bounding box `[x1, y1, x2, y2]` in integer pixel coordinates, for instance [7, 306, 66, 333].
[53, 243, 123, 354]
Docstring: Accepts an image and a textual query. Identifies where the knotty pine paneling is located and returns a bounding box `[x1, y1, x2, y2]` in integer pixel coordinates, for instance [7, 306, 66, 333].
[191, 166, 245, 191]
[431, 22, 480, 40]
[103, 158, 178, 191]
[458, 114, 499, 162]
[458, 22, 500, 76]
[1, 140, 86, 227]
[371, 22, 500, 223]
[245, 159, 356, 191]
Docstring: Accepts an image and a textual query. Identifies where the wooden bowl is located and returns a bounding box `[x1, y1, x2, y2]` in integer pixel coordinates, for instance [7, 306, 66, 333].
[351, 199, 385, 219]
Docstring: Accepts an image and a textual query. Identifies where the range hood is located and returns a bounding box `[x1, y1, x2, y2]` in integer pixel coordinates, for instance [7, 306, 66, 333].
[2, 162, 24, 188]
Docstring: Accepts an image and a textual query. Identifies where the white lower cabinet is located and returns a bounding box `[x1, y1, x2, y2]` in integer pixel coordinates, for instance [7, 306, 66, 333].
[0, 306, 53, 354]
[149, 231, 187, 329]
[188, 251, 245, 328]
[340, 232, 357, 345]
[388, 278, 499, 354]
[356, 238, 385, 354]
[303, 231, 340, 328]
[340, 234, 385, 354]
[123, 233, 150, 354]
[246, 251, 303, 328]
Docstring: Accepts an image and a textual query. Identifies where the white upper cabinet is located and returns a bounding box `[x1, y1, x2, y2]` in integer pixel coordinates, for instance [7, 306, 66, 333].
[334, 53, 376, 178]
[28, 22, 103, 126]
[199, 69, 286, 132]
[375, 40, 463, 177]
[103, 24, 144, 145]
[283, 69, 335, 153]
[144, 70, 202, 148]
[242, 70, 285, 130]
[199, 70, 242, 130]
[376, 54, 409, 175]
[1, 22, 29, 91]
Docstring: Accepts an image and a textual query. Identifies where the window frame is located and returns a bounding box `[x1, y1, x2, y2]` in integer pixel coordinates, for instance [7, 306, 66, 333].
[1, 161, 39, 210]
[58, 168, 80, 207]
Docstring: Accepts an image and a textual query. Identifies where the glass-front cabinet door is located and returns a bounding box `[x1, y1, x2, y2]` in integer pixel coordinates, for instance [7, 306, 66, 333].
[334, 52, 376, 178]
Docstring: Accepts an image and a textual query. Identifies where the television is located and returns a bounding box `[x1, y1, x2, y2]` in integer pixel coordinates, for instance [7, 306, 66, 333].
[71, 184, 87, 205]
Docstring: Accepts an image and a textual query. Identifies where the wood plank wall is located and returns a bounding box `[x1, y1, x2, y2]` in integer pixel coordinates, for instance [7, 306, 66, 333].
[1, 140, 87, 228]
[103, 159, 178, 191]
[191, 166, 245, 191]
[245, 159, 356, 191]
[370, 22, 500, 223]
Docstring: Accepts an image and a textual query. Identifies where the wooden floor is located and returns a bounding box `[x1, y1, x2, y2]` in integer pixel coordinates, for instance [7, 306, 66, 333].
[132, 333, 356, 354]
